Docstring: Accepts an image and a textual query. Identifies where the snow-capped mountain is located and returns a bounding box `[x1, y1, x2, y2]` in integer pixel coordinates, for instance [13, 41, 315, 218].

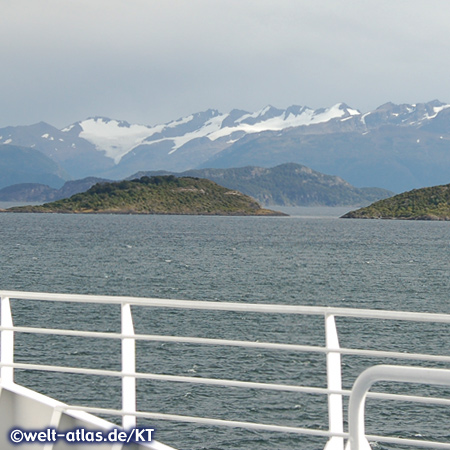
[62, 103, 361, 165]
[360, 100, 450, 127]
[1, 100, 450, 192]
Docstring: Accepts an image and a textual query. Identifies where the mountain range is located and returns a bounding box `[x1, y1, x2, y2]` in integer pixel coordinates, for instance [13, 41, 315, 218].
[128, 164, 393, 207]
[0, 164, 392, 207]
[1, 100, 450, 193]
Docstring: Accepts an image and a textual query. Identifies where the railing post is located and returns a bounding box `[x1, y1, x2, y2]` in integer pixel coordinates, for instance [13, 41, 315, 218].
[1, 295, 14, 383]
[121, 303, 136, 429]
[323, 314, 344, 450]
[348, 365, 450, 450]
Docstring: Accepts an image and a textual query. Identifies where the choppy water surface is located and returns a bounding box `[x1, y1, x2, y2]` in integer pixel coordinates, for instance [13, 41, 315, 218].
[1, 210, 449, 450]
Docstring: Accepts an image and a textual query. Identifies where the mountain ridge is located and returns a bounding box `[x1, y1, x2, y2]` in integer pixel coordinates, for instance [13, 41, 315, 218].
[128, 163, 393, 207]
[0, 163, 393, 206]
[1, 100, 450, 192]
[0, 144, 68, 189]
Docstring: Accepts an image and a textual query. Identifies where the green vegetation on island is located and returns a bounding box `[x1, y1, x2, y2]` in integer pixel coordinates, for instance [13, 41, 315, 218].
[3, 175, 285, 216]
[341, 183, 450, 220]
[131, 163, 394, 207]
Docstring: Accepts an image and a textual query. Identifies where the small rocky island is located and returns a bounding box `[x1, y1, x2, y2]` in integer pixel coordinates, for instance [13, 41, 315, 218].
[341, 183, 450, 220]
[2, 175, 285, 216]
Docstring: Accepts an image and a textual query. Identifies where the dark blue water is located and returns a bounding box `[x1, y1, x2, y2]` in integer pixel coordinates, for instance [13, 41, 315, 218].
[1, 210, 449, 449]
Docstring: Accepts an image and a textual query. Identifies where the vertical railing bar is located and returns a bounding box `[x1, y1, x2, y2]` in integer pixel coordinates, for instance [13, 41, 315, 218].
[42, 409, 62, 450]
[1, 295, 14, 383]
[121, 303, 136, 429]
[324, 313, 344, 450]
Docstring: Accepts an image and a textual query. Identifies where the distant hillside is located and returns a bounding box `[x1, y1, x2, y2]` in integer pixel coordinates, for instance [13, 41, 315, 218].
[0, 163, 392, 206]
[130, 163, 394, 206]
[341, 183, 450, 220]
[0, 144, 67, 189]
[200, 123, 450, 193]
[4, 176, 284, 216]
[0, 177, 110, 202]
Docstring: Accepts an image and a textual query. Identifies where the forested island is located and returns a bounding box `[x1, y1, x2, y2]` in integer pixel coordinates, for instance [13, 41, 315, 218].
[341, 183, 450, 220]
[2, 176, 285, 216]
[131, 163, 393, 207]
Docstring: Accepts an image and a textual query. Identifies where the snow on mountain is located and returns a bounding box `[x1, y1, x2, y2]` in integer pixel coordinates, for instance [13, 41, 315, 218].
[166, 112, 230, 154]
[75, 118, 159, 164]
[55, 101, 447, 175]
[68, 103, 363, 164]
[4, 99, 450, 194]
[360, 100, 450, 127]
[57, 101, 448, 168]
[199, 103, 360, 144]
[3, 100, 450, 189]
[2, 102, 448, 164]
[424, 103, 450, 120]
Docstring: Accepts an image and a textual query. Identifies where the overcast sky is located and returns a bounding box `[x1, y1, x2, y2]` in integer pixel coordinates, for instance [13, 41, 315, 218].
[1, 0, 450, 128]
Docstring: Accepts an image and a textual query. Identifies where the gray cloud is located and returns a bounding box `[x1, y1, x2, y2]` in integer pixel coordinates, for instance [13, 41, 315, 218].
[1, 0, 450, 128]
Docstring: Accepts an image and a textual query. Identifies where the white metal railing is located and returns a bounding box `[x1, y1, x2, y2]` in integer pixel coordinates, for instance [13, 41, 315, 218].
[347, 365, 450, 450]
[1, 290, 450, 450]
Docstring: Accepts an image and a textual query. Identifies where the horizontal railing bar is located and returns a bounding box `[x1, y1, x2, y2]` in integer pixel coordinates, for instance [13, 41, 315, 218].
[56, 405, 450, 448]
[58, 404, 348, 438]
[3, 325, 450, 364]
[2, 290, 450, 323]
[364, 433, 450, 449]
[367, 391, 450, 406]
[3, 362, 450, 406]
[0, 362, 330, 395]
